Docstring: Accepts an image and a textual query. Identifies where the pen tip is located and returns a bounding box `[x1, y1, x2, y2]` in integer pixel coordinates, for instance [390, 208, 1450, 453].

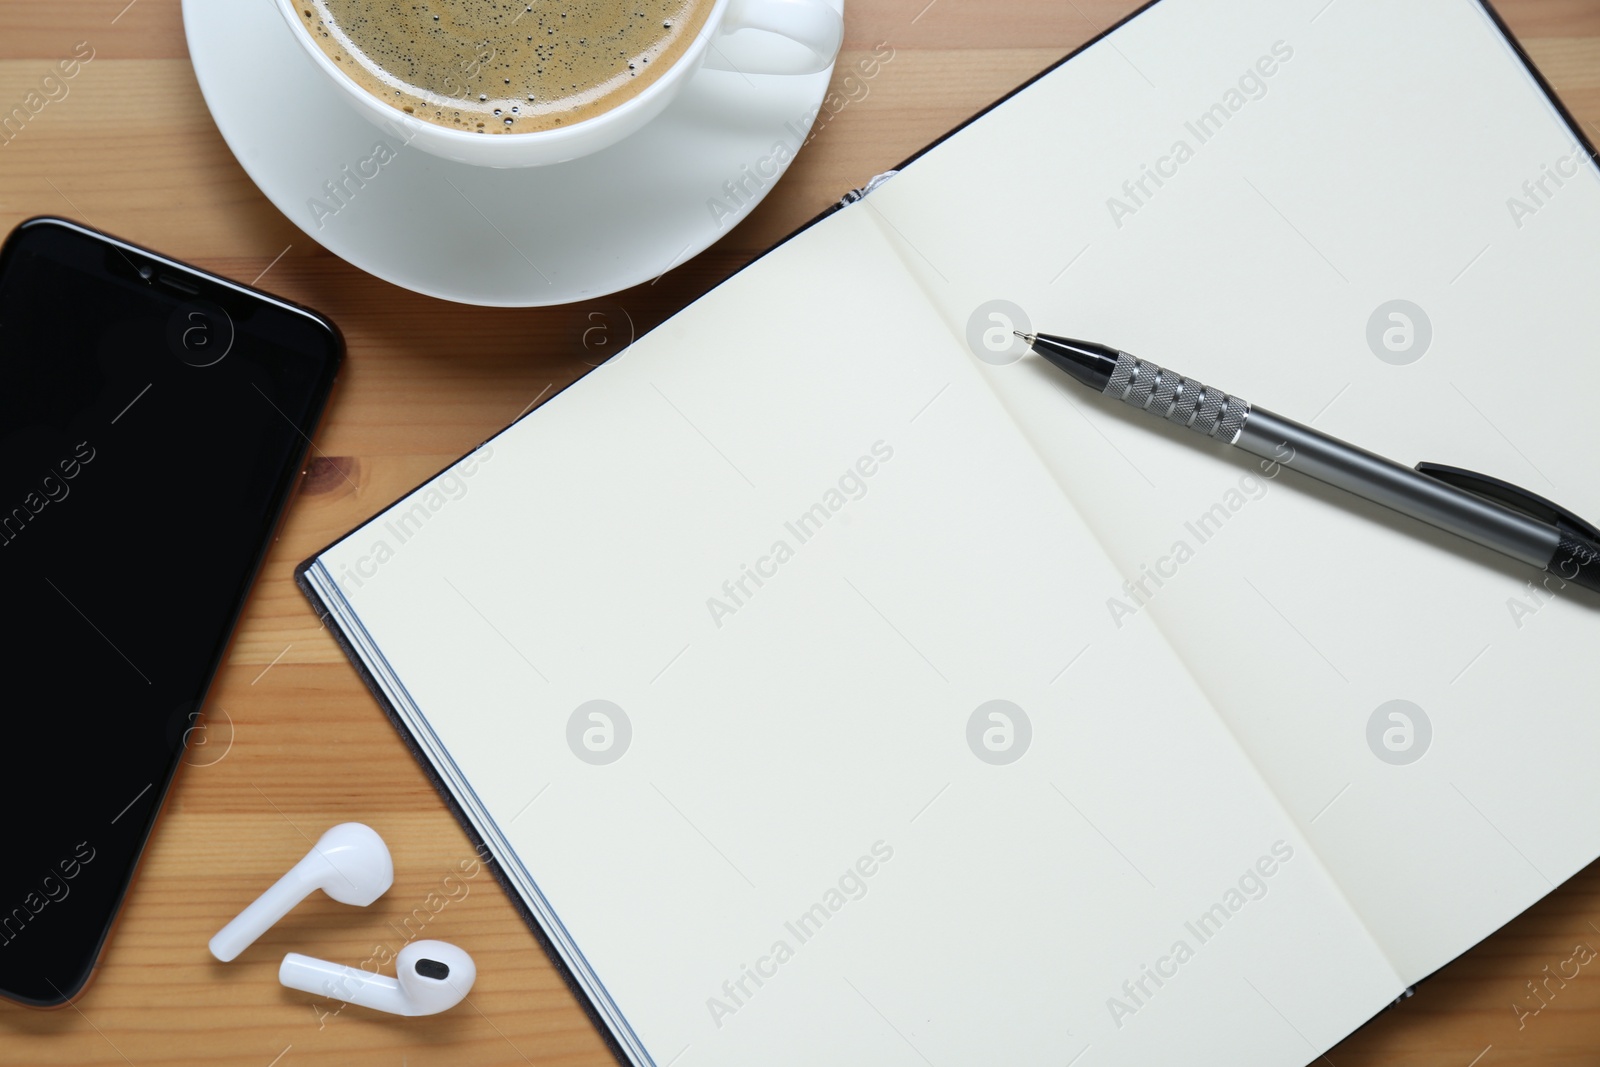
[1014, 330, 1037, 345]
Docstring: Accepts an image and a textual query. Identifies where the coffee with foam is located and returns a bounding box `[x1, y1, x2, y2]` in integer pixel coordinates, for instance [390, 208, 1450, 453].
[301, 0, 717, 134]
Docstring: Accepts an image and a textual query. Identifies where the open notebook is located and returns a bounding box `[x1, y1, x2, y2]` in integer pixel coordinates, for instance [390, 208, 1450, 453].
[299, 0, 1600, 1062]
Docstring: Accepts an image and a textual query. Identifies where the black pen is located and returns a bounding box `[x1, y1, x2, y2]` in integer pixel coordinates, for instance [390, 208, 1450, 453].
[1019, 332, 1600, 593]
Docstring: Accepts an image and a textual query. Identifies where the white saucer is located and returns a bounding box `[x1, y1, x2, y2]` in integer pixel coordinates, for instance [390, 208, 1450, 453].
[182, 0, 841, 306]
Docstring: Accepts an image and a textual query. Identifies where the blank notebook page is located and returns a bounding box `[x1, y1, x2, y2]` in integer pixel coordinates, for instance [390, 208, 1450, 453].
[862, 0, 1600, 986]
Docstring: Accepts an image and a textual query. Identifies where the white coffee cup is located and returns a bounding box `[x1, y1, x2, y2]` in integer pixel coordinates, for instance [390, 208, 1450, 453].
[273, 0, 844, 168]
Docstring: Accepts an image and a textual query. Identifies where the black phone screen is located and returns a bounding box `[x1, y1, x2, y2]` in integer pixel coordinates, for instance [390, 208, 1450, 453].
[0, 218, 341, 1005]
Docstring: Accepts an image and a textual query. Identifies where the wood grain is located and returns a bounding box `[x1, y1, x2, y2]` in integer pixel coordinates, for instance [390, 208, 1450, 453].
[2, 1, 1599, 1064]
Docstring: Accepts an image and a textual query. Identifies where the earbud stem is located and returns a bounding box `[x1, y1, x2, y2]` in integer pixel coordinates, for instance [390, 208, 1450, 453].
[280, 953, 412, 1015]
[208, 859, 318, 962]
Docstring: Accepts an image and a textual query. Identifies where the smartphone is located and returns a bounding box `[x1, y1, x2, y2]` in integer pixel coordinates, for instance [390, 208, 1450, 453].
[0, 217, 342, 1006]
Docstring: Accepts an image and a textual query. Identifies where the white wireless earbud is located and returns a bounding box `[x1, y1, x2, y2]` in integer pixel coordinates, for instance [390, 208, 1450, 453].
[279, 940, 476, 1016]
[209, 822, 394, 962]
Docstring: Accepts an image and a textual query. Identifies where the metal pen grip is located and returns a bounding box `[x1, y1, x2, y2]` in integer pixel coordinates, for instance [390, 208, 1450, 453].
[1106, 353, 1251, 442]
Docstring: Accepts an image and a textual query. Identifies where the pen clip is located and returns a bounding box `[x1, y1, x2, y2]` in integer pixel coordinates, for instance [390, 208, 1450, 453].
[1415, 462, 1600, 541]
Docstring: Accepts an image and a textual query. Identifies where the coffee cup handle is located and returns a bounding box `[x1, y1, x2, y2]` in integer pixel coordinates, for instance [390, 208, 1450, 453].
[702, 0, 844, 76]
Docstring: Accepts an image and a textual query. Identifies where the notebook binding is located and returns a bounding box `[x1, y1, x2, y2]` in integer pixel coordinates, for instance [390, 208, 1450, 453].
[1106, 352, 1250, 442]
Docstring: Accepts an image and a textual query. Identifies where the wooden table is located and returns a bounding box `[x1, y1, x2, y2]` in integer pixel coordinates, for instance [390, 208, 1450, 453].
[3, 1, 1599, 1063]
